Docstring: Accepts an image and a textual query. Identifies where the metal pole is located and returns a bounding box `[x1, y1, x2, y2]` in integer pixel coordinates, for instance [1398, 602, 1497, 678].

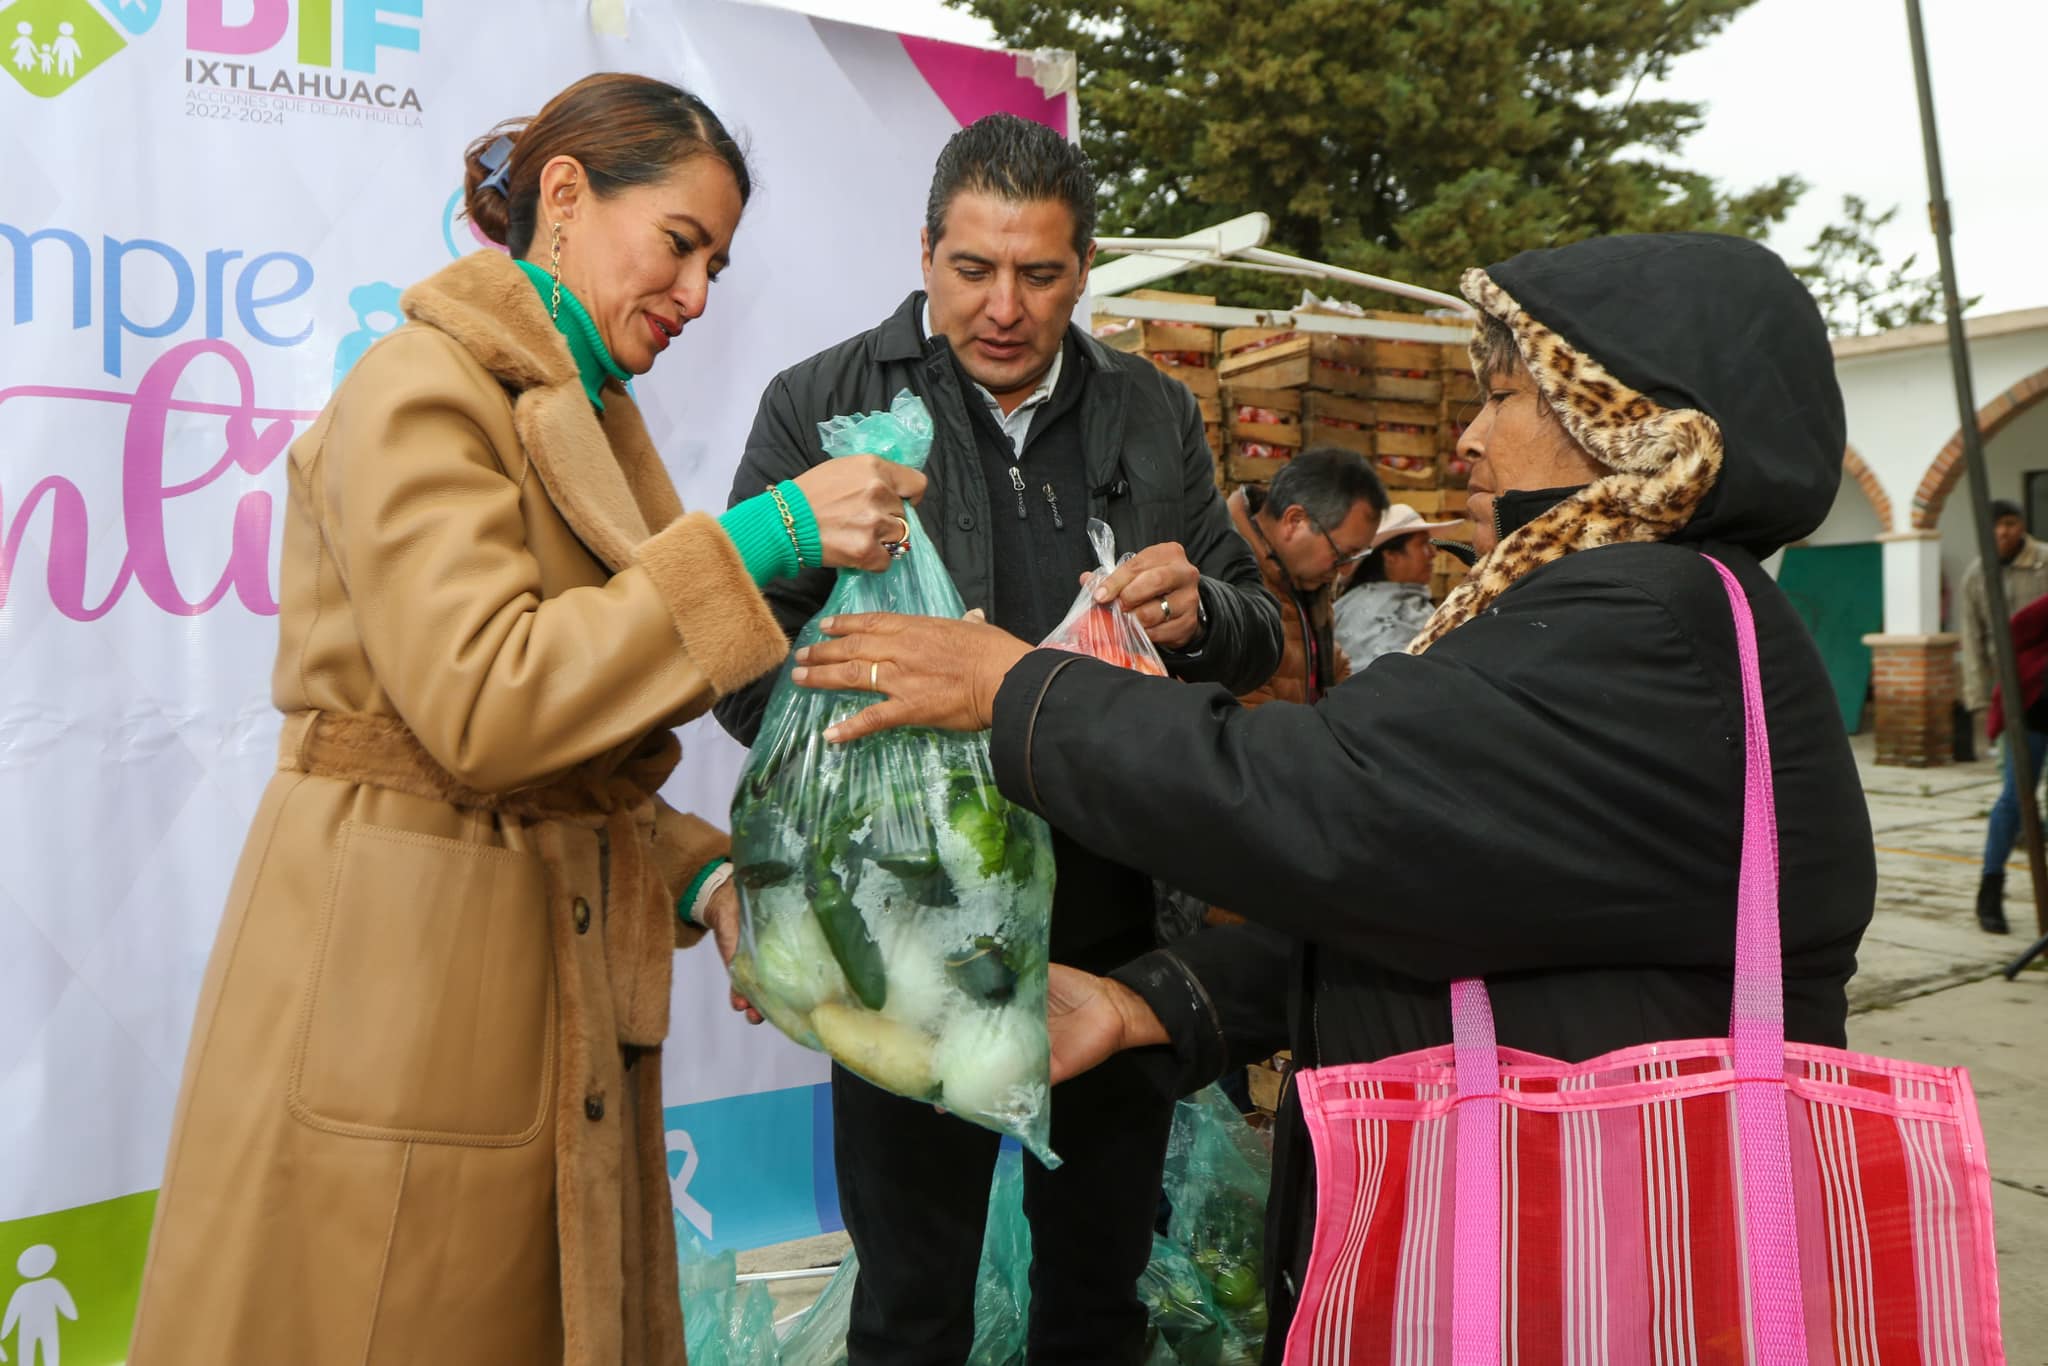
[1900, 0, 2048, 972]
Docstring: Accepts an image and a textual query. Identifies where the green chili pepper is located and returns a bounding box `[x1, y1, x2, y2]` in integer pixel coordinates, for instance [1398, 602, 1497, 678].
[808, 870, 887, 1010]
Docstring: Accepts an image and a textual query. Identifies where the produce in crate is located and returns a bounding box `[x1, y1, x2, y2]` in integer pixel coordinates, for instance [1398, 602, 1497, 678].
[728, 391, 1059, 1164]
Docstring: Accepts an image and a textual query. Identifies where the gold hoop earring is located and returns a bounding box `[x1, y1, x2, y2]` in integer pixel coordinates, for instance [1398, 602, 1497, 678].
[548, 221, 563, 321]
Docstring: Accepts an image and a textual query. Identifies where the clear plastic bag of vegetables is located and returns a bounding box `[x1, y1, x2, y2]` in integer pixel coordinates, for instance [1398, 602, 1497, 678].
[729, 389, 1060, 1165]
[1039, 519, 1169, 675]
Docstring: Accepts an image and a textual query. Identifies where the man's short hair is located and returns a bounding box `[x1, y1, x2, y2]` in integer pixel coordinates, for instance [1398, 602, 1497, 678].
[1265, 447, 1389, 531]
[926, 113, 1098, 260]
[1991, 498, 2024, 523]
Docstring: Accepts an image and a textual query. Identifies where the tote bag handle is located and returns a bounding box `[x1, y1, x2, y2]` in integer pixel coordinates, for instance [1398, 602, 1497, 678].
[1447, 555, 1806, 1365]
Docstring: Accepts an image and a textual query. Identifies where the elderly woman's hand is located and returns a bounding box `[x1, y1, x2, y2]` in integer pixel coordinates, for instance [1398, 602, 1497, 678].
[792, 457, 929, 573]
[791, 612, 1033, 741]
[1046, 964, 1168, 1084]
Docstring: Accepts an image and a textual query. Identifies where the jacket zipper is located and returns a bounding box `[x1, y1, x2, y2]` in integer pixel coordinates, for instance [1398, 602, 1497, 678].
[1008, 466, 1028, 520]
[1042, 482, 1064, 530]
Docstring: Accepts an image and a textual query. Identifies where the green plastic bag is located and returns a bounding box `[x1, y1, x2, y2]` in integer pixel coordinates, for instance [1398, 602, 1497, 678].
[775, 1257, 854, 1366]
[729, 389, 1059, 1164]
[1163, 1090, 1271, 1359]
[676, 1221, 781, 1366]
[967, 1148, 1032, 1366]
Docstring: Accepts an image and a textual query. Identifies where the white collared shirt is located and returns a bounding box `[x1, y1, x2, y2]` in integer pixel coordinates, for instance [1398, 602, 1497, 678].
[923, 301, 1064, 457]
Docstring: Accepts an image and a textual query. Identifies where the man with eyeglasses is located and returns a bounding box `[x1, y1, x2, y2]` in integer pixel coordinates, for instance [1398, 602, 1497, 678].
[1228, 446, 1388, 708]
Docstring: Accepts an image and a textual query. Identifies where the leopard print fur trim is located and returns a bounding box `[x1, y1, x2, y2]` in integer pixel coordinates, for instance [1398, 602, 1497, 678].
[1406, 269, 1726, 654]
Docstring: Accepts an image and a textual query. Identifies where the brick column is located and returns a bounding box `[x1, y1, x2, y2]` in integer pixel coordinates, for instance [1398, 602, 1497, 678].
[1863, 633, 1960, 767]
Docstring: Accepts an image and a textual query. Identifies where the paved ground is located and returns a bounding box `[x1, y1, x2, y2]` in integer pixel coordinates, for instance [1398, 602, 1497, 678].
[739, 733, 2048, 1354]
[1848, 734, 2047, 1357]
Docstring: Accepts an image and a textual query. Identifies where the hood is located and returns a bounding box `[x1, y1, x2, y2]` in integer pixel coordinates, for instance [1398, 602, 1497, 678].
[1487, 232, 1844, 554]
[1409, 233, 1844, 654]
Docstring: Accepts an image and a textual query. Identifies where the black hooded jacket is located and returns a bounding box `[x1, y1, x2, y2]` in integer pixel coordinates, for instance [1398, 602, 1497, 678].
[981, 235, 1875, 1359]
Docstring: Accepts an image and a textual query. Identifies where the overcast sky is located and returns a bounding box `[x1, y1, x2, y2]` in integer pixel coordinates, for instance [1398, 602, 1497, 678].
[744, 0, 2043, 318]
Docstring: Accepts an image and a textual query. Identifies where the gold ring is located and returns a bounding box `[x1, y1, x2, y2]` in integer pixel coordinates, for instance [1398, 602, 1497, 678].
[1159, 597, 1173, 620]
[870, 661, 880, 691]
[883, 514, 910, 542]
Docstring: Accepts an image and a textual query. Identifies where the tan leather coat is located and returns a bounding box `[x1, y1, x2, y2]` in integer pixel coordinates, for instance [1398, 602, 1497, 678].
[128, 249, 787, 1366]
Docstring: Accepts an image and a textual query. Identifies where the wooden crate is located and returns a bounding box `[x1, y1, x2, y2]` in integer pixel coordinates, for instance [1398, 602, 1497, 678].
[1123, 288, 1217, 306]
[1375, 458, 1440, 490]
[1198, 395, 1223, 425]
[1155, 358, 1219, 401]
[1388, 488, 1465, 518]
[1227, 447, 1293, 485]
[1218, 330, 1453, 404]
[1224, 386, 1305, 449]
[1371, 373, 1445, 404]
[1098, 319, 1217, 358]
[1374, 427, 1437, 460]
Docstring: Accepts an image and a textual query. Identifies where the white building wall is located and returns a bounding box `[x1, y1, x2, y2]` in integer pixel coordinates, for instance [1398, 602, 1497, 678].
[1791, 313, 2048, 637]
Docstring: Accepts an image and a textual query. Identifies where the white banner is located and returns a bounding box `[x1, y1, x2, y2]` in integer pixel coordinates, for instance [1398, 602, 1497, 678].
[0, 1, 1072, 1357]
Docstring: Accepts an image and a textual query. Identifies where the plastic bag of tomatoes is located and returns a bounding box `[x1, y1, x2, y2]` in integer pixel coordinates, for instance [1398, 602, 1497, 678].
[1040, 519, 1170, 676]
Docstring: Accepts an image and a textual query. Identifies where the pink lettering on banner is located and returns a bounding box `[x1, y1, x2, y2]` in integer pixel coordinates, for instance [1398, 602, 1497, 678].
[897, 36, 1068, 137]
[0, 339, 318, 621]
[187, 0, 290, 56]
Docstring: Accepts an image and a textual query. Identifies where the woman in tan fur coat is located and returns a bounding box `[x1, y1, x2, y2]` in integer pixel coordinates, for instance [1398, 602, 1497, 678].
[128, 74, 922, 1366]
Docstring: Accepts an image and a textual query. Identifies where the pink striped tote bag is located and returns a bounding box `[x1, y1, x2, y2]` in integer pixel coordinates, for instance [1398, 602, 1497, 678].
[1282, 556, 2005, 1365]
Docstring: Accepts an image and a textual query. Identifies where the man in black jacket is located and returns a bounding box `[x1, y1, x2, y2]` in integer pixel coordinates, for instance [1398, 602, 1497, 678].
[785, 233, 1877, 1362]
[714, 115, 1280, 1366]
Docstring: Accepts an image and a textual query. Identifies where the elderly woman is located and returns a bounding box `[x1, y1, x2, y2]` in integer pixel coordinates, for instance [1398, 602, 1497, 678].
[787, 233, 1876, 1359]
[129, 74, 922, 1366]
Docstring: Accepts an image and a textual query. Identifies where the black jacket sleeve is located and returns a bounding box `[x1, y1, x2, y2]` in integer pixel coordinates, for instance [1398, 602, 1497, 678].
[1107, 922, 1294, 1098]
[990, 563, 1752, 984]
[712, 372, 839, 747]
[1154, 385, 1282, 693]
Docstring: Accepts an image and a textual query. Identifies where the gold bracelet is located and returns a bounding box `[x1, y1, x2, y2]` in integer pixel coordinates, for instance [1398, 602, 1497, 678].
[766, 483, 806, 571]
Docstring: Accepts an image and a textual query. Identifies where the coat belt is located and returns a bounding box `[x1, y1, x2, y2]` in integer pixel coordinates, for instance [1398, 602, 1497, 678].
[275, 707, 681, 1049]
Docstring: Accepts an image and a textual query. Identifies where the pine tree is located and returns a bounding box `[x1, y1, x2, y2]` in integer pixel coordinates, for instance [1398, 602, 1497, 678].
[954, 0, 1805, 306]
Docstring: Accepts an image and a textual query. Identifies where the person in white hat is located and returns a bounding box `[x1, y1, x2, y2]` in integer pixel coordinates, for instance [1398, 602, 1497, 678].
[1332, 502, 1461, 666]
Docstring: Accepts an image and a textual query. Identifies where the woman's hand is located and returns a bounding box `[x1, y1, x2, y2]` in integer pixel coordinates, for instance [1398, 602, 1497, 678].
[698, 879, 763, 1025]
[1046, 964, 1168, 1084]
[791, 612, 1033, 742]
[791, 457, 928, 573]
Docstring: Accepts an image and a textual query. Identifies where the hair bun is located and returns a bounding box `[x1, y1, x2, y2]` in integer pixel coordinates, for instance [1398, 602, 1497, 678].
[460, 124, 522, 246]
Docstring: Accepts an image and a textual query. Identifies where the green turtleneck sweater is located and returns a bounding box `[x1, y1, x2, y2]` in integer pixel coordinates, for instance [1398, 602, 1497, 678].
[513, 259, 819, 585]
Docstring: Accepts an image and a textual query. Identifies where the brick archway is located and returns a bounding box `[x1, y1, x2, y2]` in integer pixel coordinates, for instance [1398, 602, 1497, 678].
[1843, 444, 1892, 532]
[1909, 366, 2048, 529]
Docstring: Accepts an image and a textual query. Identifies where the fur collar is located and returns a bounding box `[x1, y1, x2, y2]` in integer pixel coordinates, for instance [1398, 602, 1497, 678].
[1408, 269, 1725, 654]
[401, 251, 684, 573]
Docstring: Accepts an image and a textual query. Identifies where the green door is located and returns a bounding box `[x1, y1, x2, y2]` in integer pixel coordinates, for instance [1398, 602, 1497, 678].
[1777, 542, 1884, 731]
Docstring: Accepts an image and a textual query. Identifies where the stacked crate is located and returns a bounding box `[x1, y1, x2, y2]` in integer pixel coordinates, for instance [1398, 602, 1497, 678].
[1093, 294, 1226, 486]
[1215, 328, 1448, 490]
[1387, 487, 1476, 604]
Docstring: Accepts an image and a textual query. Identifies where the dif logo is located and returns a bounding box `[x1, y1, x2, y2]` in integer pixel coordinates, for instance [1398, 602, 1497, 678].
[189, 0, 420, 74]
[1, 0, 418, 98]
